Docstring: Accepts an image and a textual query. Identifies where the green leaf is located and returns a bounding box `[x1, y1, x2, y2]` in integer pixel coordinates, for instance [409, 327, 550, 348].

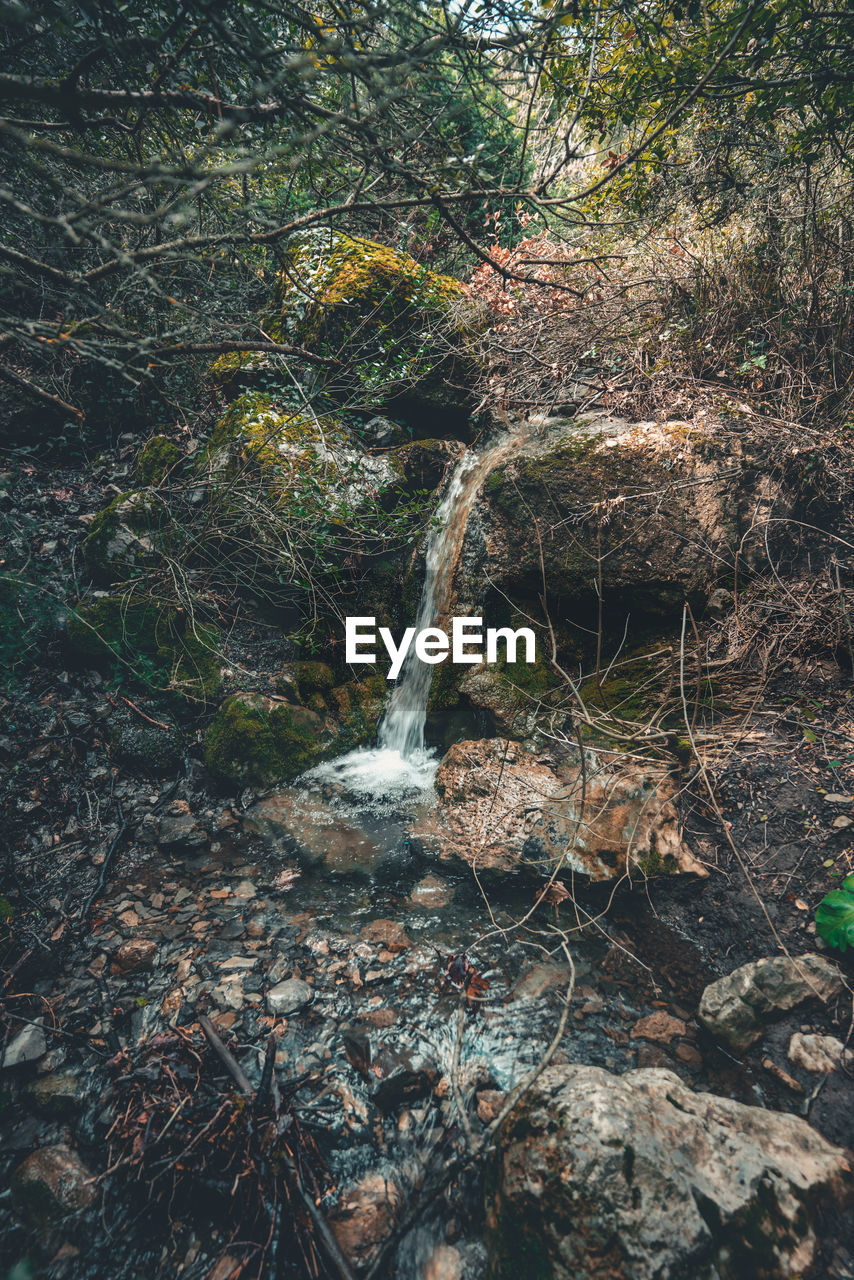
[815, 878, 854, 951]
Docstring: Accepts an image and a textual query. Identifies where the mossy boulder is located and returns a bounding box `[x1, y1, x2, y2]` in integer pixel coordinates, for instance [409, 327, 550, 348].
[200, 392, 400, 505]
[135, 434, 182, 485]
[295, 660, 335, 700]
[275, 230, 480, 427]
[204, 691, 337, 788]
[82, 490, 165, 583]
[329, 672, 387, 748]
[66, 596, 221, 704]
[461, 413, 810, 643]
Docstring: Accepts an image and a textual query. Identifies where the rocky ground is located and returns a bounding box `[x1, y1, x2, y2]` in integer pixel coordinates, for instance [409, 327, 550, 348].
[3, 433, 854, 1279]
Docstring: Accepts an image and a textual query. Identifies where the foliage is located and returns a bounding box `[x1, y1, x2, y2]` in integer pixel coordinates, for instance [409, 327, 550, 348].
[815, 874, 854, 952]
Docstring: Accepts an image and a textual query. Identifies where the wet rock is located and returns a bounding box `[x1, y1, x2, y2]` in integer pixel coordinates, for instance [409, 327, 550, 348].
[370, 1047, 438, 1113]
[698, 953, 844, 1052]
[244, 789, 379, 874]
[487, 1064, 853, 1280]
[2, 1020, 47, 1069]
[789, 1032, 854, 1074]
[630, 1011, 687, 1044]
[158, 801, 206, 850]
[115, 938, 158, 972]
[11, 1144, 96, 1226]
[411, 739, 704, 881]
[328, 1170, 403, 1268]
[25, 1071, 84, 1119]
[409, 875, 453, 909]
[267, 978, 313, 1016]
[204, 693, 337, 788]
[512, 962, 572, 1002]
[359, 919, 411, 953]
[422, 1243, 464, 1280]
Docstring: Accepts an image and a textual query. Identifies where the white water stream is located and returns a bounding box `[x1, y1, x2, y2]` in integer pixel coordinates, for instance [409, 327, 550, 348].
[302, 434, 521, 802]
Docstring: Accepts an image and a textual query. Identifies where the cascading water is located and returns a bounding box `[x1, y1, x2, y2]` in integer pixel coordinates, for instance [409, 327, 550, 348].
[376, 452, 480, 760]
[301, 432, 524, 802]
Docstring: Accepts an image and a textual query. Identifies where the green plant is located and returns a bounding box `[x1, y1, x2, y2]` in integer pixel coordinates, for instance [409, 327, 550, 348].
[815, 873, 854, 952]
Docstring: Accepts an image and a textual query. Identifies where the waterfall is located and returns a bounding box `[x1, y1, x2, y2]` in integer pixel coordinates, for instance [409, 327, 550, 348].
[377, 452, 479, 758]
[301, 428, 526, 800]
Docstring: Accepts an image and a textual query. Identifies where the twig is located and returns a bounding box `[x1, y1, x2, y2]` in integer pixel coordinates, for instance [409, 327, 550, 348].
[78, 800, 128, 921]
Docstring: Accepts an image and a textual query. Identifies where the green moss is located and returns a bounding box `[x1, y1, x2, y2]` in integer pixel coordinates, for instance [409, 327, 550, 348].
[203, 693, 333, 787]
[66, 597, 221, 704]
[135, 435, 181, 485]
[635, 846, 680, 877]
[82, 490, 161, 583]
[295, 660, 334, 698]
[202, 393, 349, 491]
[276, 230, 478, 416]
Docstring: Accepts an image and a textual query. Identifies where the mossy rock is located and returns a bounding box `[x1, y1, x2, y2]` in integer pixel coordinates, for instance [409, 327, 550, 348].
[476, 415, 766, 636]
[295, 660, 335, 699]
[200, 393, 400, 506]
[82, 490, 165, 584]
[204, 692, 337, 787]
[275, 230, 480, 423]
[66, 596, 221, 704]
[135, 434, 182, 485]
[329, 672, 386, 748]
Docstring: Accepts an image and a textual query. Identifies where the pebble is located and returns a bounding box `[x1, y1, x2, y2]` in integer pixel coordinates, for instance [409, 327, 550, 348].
[267, 978, 313, 1016]
[1, 1021, 47, 1069]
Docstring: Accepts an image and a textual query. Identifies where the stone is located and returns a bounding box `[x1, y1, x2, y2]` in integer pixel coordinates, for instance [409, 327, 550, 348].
[486, 1064, 853, 1280]
[457, 412, 813, 634]
[789, 1032, 854, 1074]
[244, 789, 379, 874]
[422, 1244, 464, 1280]
[1, 1020, 47, 1069]
[408, 875, 453, 909]
[359, 920, 411, 953]
[410, 738, 705, 881]
[11, 1144, 96, 1226]
[476, 1090, 506, 1124]
[267, 978, 313, 1016]
[698, 953, 844, 1052]
[370, 1047, 438, 1113]
[329, 1170, 403, 1268]
[630, 1011, 687, 1043]
[25, 1071, 84, 1119]
[158, 802, 206, 850]
[114, 938, 158, 972]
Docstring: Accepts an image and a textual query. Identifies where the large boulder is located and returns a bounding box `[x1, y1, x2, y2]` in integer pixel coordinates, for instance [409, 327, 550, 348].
[698, 953, 844, 1053]
[486, 1064, 853, 1280]
[453, 411, 817, 631]
[409, 738, 705, 881]
[82, 489, 163, 583]
[272, 231, 479, 427]
[199, 392, 400, 503]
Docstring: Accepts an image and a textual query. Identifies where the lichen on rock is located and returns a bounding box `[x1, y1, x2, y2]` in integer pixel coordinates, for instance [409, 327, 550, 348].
[275, 230, 480, 423]
[82, 489, 164, 583]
